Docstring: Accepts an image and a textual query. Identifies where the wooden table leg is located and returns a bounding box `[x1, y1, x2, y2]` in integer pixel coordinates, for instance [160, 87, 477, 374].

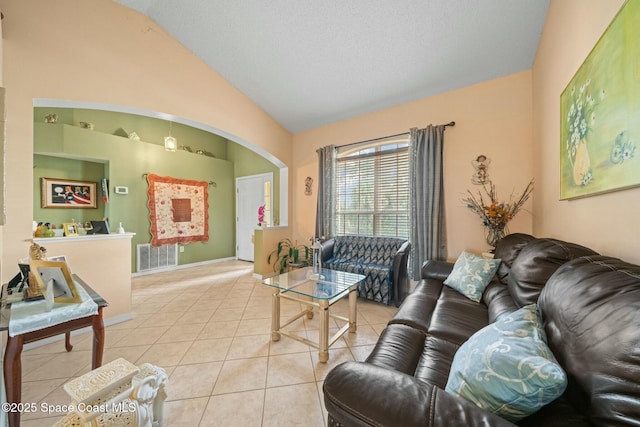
[4, 335, 24, 427]
[65, 332, 73, 352]
[92, 307, 105, 369]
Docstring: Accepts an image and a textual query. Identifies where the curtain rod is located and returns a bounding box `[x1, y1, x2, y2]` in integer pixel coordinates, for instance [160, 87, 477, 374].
[335, 121, 455, 149]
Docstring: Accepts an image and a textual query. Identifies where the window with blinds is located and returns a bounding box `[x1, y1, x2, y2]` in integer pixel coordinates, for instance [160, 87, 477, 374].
[335, 136, 409, 238]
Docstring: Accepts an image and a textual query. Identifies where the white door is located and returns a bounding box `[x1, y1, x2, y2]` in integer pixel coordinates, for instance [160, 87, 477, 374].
[236, 173, 272, 261]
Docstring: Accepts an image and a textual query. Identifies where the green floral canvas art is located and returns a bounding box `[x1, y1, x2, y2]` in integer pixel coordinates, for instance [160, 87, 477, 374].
[560, 0, 639, 199]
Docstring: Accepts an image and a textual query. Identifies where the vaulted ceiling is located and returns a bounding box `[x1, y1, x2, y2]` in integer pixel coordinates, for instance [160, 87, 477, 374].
[114, 0, 550, 133]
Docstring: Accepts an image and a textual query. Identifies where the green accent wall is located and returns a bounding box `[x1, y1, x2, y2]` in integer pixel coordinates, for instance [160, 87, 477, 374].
[33, 108, 282, 272]
[35, 107, 229, 158]
[33, 155, 107, 227]
[227, 143, 281, 225]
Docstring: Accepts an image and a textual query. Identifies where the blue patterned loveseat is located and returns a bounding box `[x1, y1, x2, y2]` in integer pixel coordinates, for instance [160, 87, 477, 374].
[320, 235, 411, 306]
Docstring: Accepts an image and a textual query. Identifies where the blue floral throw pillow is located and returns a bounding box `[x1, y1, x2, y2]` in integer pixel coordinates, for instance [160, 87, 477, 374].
[443, 250, 501, 302]
[445, 304, 567, 422]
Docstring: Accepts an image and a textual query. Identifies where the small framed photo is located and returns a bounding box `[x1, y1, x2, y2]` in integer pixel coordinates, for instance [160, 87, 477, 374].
[48, 255, 71, 270]
[41, 177, 97, 209]
[63, 223, 78, 237]
[29, 260, 82, 303]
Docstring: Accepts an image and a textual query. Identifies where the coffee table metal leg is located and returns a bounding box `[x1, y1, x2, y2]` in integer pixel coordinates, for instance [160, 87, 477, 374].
[349, 286, 357, 333]
[271, 291, 281, 341]
[306, 295, 314, 319]
[319, 299, 329, 363]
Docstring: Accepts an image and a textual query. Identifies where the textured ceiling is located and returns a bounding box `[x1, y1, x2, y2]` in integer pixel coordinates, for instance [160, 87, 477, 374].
[114, 0, 550, 133]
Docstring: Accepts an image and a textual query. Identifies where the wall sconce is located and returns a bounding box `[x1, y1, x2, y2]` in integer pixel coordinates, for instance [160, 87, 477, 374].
[164, 121, 177, 152]
[164, 137, 177, 152]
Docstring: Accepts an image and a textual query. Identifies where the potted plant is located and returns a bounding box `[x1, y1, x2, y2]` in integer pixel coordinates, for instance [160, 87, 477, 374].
[267, 238, 310, 274]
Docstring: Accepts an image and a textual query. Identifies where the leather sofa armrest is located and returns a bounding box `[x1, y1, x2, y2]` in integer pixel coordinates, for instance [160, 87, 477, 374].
[392, 241, 411, 306]
[324, 362, 515, 427]
[421, 259, 454, 280]
[320, 238, 335, 262]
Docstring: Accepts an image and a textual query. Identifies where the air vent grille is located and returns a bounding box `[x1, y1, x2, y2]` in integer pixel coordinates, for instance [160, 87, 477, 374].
[137, 243, 178, 272]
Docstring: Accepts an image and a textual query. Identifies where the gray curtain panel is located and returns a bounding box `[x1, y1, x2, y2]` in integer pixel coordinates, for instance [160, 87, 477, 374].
[315, 145, 336, 239]
[409, 125, 447, 280]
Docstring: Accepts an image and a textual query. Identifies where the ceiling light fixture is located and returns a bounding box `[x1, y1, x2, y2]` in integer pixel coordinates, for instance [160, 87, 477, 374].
[164, 121, 177, 152]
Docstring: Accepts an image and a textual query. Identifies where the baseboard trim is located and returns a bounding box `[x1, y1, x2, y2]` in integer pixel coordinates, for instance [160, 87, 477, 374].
[131, 257, 237, 277]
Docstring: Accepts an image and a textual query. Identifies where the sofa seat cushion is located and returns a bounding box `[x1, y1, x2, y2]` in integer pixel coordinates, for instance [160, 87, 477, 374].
[390, 279, 489, 346]
[365, 324, 425, 375]
[389, 279, 441, 333]
[325, 260, 392, 303]
[332, 235, 406, 265]
[445, 304, 567, 422]
[414, 335, 461, 390]
[365, 327, 465, 392]
[426, 287, 490, 346]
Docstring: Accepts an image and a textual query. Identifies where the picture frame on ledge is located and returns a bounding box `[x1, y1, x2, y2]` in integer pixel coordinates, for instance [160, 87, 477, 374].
[41, 177, 97, 209]
[29, 260, 82, 304]
[63, 223, 78, 237]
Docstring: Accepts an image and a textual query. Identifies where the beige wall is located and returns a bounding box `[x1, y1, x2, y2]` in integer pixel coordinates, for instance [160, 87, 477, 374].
[254, 227, 292, 278]
[292, 71, 534, 259]
[32, 235, 134, 321]
[3, 0, 637, 277]
[532, 0, 639, 264]
[0, 13, 3, 288]
[0, 0, 292, 280]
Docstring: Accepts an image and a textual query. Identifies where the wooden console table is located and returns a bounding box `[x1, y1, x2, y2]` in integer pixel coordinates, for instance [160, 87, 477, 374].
[0, 275, 108, 427]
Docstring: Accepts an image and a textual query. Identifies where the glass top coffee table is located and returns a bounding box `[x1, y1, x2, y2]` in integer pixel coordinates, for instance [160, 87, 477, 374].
[262, 267, 365, 362]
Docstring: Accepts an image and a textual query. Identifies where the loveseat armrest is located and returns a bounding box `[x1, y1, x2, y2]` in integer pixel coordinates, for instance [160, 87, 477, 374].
[392, 240, 411, 306]
[324, 361, 515, 427]
[320, 238, 335, 263]
[422, 259, 454, 280]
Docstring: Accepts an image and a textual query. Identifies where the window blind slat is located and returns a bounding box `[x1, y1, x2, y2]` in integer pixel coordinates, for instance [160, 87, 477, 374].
[336, 139, 409, 238]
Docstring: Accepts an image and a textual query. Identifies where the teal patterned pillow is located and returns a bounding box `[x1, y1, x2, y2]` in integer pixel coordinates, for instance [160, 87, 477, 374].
[443, 250, 501, 302]
[445, 304, 567, 422]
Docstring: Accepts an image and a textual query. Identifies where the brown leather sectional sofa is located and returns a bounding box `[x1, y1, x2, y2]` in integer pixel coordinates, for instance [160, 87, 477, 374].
[323, 233, 640, 426]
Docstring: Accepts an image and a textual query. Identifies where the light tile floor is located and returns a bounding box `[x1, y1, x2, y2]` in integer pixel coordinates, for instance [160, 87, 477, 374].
[18, 261, 397, 426]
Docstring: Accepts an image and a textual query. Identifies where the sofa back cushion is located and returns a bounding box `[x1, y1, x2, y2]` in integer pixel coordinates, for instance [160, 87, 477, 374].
[333, 235, 406, 265]
[507, 238, 597, 307]
[493, 233, 536, 284]
[538, 255, 640, 425]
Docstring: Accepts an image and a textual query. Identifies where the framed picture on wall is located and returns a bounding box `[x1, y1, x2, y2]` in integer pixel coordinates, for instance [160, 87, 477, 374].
[560, 1, 640, 199]
[41, 178, 97, 208]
